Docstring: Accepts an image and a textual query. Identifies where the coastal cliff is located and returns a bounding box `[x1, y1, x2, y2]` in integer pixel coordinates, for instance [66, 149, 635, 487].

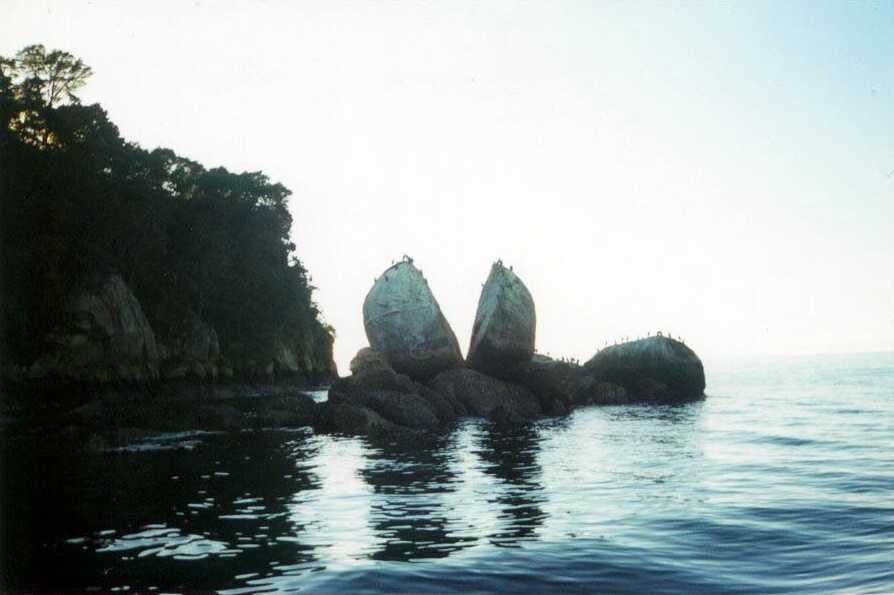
[3, 274, 335, 389]
[0, 46, 336, 395]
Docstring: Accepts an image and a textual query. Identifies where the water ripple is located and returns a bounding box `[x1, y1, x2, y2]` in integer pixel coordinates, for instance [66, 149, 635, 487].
[3, 353, 894, 592]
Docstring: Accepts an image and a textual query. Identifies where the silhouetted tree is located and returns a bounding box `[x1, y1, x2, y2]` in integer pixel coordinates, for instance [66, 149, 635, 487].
[0, 45, 334, 378]
[11, 44, 93, 107]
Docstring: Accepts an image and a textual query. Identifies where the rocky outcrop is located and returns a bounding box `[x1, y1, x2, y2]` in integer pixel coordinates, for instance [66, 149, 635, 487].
[511, 354, 631, 414]
[349, 347, 391, 376]
[54, 390, 321, 448]
[319, 258, 713, 440]
[158, 315, 220, 381]
[468, 261, 536, 377]
[318, 337, 702, 439]
[319, 349, 545, 437]
[584, 336, 705, 402]
[27, 275, 160, 383]
[428, 368, 541, 424]
[318, 402, 399, 438]
[511, 355, 585, 414]
[318, 349, 458, 436]
[362, 257, 463, 380]
[273, 338, 300, 376]
[11, 273, 335, 389]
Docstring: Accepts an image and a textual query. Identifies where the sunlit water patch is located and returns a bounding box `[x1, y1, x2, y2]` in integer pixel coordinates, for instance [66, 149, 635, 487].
[3, 353, 894, 592]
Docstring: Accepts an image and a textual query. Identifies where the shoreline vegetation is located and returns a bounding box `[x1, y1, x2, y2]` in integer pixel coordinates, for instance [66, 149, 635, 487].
[1, 46, 705, 446]
[1, 46, 336, 393]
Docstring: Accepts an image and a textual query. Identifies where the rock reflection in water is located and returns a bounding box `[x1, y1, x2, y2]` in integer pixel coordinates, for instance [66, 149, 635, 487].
[4, 401, 706, 591]
[6, 354, 893, 594]
[474, 423, 547, 546]
[282, 420, 554, 566]
[362, 434, 470, 561]
[285, 436, 379, 568]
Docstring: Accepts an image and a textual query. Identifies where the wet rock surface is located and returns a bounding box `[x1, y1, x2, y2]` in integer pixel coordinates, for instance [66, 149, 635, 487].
[0, 383, 325, 454]
[428, 368, 541, 422]
[468, 261, 536, 377]
[318, 349, 644, 439]
[318, 352, 458, 436]
[317, 349, 547, 438]
[511, 354, 631, 413]
[584, 336, 706, 402]
[362, 258, 463, 380]
[511, 354, 584, 414]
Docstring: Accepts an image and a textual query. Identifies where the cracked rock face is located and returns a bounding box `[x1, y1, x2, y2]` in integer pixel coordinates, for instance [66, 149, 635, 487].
[467, 261, 536, 377]
[362, 260, 463, 380]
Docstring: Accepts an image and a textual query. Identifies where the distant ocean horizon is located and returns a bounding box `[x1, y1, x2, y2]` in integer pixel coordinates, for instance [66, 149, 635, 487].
[4, 350, 893, 593]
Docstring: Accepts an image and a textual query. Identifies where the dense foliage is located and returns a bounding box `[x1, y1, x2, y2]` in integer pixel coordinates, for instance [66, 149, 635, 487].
[0, 45, 334, 378]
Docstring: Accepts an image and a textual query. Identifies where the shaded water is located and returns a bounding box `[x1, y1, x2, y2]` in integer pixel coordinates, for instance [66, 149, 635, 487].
[2, 352, 893, 592]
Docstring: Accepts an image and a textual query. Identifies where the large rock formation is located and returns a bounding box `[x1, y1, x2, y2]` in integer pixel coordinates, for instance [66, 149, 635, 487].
[349, 347, 391, 376]
[13, 273, 335, 388]
[158, 315, 221, 381]
[584, 336, 705, 401]
[510, 354, 630, 414]
[28, 275, 160, 383]
[318, 348, 464, 437]
[428, 368, 541, 424]
[318, 347, 550, 437]
[467, 261, 536, 377]
[362, 257, 463, 380]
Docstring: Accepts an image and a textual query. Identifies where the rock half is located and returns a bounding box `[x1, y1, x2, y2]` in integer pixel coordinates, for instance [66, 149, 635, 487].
[362, 259, 463, 380]
[584, 336, 705, 401]
[467, 261, 536, 376]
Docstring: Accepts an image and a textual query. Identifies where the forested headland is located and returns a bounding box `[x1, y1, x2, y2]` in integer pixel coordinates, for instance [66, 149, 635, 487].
[0, 45, 336, 387]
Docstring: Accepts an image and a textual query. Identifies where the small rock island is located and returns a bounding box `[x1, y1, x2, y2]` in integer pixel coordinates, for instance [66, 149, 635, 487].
[319, 256, 706, 439]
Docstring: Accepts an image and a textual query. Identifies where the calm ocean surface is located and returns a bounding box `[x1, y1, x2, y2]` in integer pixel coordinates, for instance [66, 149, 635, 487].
[3, 352, 893, 593]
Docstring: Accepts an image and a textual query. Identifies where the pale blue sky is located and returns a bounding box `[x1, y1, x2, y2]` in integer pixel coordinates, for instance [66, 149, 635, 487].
[3, 1, 893, 372]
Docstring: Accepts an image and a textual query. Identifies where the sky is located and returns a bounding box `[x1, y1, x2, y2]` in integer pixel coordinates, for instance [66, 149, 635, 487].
[3, 0, 893, 373]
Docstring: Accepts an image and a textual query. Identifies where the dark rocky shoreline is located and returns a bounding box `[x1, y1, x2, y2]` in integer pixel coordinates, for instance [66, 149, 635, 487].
[0, 379, 324, 452]
[1, 257, 707, 448]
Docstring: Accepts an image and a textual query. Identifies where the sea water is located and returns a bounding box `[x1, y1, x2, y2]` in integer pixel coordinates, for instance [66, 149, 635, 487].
[2, 352, 892, 593]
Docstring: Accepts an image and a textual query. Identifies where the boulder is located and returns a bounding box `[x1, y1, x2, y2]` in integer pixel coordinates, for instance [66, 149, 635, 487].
[236, 393, 319, 428]
[511, 354, 587, 414]
[428, 368, 541, 423]
[362, 257, 463, 380]
[584, 336, 705, 402]
[349, 347, 391, 376]
[336, 350, 418, 394]
[571, 377, 631, 406]
[320, 349, 462, 435]
[329, 388, 440, 430]
[468, 261, 536, 377]
[317, 402, 400, 437]
[30, 275, 159, 382]
[510, 354, 631, 413]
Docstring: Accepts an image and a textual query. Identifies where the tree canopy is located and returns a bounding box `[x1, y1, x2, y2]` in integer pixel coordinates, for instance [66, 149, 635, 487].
[7, 44, 93, 107]
[0, 45, 334, 380]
